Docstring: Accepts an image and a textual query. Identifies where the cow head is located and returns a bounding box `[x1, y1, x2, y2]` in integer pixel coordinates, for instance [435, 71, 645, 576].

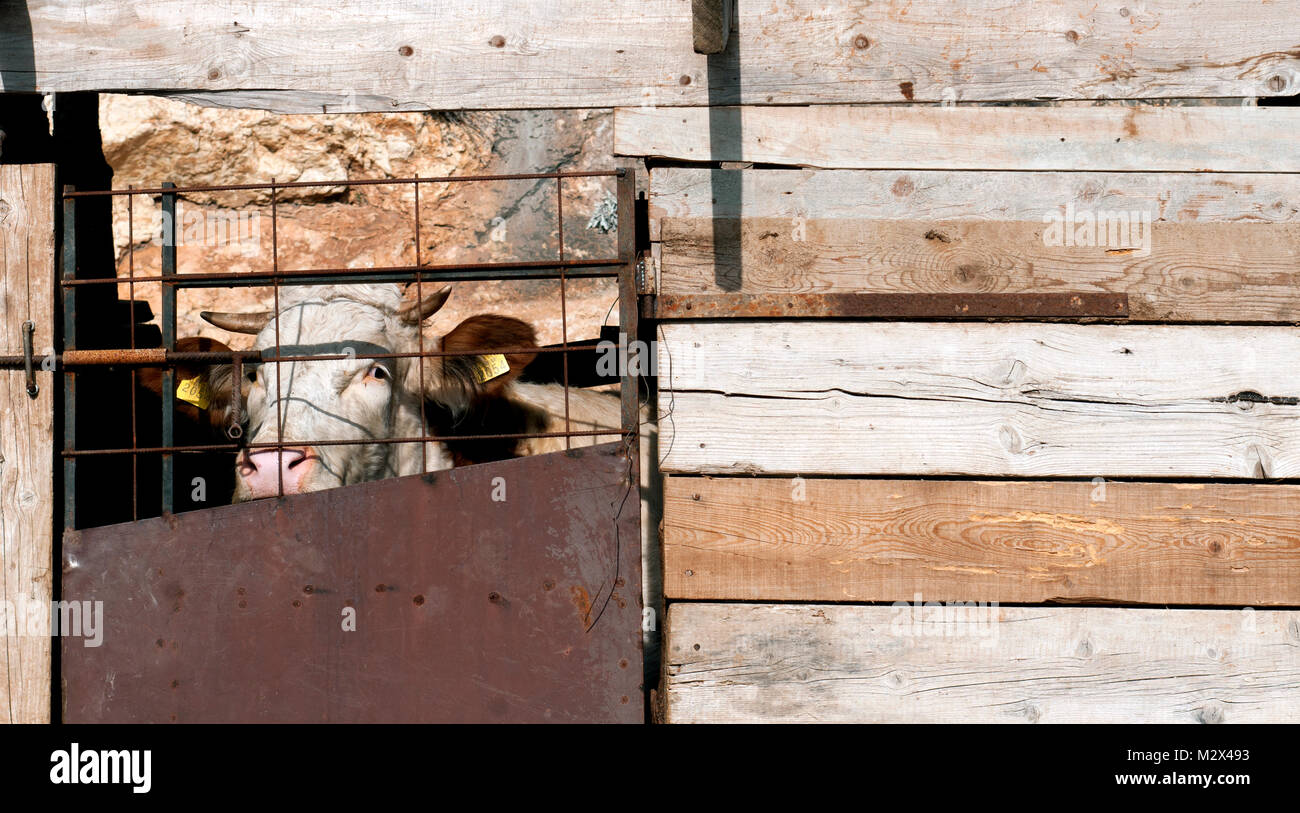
[201, 284, 535, 501]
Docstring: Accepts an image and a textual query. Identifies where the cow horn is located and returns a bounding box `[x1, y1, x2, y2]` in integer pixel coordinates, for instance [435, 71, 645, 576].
[397, 285, 452, 324]
[200, 310, 273, 334]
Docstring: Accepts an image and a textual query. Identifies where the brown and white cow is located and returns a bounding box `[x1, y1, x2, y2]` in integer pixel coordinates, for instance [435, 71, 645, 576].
[199, 283, 624, 501]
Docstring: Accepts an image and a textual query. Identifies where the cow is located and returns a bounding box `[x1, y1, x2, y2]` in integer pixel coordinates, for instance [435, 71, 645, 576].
[197, 283, 625, 501]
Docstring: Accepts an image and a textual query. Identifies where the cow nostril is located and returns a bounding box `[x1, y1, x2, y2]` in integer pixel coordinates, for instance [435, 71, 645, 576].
[287, 453, 312, 470]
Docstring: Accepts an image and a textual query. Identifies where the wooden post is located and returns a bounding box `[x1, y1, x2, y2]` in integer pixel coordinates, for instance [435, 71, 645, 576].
[692, 0, 732, 54]
[0, 163, 55, 723]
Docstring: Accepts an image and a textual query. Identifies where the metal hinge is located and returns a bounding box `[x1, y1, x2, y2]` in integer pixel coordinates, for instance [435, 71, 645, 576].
[635, 254, 658, 296]
[22, 320, 38, 398]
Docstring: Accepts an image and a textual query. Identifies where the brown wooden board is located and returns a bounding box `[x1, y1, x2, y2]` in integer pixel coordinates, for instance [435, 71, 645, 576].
[664, 477, 1300, 605]
[0, 164, 56, 724]
[62, 443, 643, 722]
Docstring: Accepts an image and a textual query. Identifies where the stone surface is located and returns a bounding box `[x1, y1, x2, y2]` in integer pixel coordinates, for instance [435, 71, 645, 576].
[101, 95, 622, 348]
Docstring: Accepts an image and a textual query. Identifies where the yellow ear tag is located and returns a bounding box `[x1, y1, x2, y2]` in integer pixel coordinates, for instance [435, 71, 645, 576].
[472, 354, 510, 383]
[176, 375, 212, 410]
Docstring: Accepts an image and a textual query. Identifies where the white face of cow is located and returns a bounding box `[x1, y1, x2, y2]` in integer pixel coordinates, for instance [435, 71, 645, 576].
[209, 284, 455, 501]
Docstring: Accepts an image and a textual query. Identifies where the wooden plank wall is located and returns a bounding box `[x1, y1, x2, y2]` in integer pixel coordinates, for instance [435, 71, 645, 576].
[0, 164, 55, 724]
[664, 604, 1300, 723]
[646, 168, 1300, 322]
[658, 322, 1300, 477]
[617, 42, 1300, 723]
[3, 1, 1299, 111]
[617, 106, 1300, 172]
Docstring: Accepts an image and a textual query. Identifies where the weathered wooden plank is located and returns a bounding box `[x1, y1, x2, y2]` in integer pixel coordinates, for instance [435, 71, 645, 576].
[664, 604, 1300, 723]
[6, 2, 1300, 109]
[658, 218, 1300, 321]
[617, 106, 1300, 170]
[650, 169, 1300, 225]
[664, 477, 1300, 605]
[0, 164, 55, 724]
[657, 322, 1300, 477]
[648, 169, 1300, 317]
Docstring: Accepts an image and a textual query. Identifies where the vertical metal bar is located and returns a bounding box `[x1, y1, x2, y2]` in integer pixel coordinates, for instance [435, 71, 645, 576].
[616, 170, 639, 441]
[271, 180, 283, 497]
[557, 177, 570, 449]
[127, 188, 138, 519]
[414, 175, 426, 473]
[61, 186, 78, 532]
[161, 182, 177, 514]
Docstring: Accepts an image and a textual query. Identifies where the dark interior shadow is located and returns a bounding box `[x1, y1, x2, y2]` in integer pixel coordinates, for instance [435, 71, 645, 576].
[0, 0, 35, 93]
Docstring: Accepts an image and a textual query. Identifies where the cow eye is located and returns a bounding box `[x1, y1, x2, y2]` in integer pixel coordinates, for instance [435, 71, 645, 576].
[366, 365, 389, 382]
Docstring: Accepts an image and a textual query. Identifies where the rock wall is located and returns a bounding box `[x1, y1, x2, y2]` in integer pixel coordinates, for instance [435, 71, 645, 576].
[100, 95, 621, 349]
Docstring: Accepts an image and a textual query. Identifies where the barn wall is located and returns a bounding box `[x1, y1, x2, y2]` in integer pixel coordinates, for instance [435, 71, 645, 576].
[621, 77, 1300, 721]
[0, 163, 55, 723]
[2, 1, 1298, 110]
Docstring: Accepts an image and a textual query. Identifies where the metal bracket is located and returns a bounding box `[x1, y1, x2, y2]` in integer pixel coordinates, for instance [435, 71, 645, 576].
[21, 320, 38, 398]
[635, 253, 658, 295]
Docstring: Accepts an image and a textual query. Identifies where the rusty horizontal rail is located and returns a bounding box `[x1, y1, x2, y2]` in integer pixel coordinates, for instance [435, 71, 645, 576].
[61, 258, 624, 287]
[63, 428, 629, 458]
[61, 169, 624, 198]
[0, 342, 606, 370]
[655, 292, 1130, 319]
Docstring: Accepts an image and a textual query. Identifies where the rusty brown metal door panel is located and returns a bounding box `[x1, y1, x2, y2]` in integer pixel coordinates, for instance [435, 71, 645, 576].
[62, 442, 642, 723]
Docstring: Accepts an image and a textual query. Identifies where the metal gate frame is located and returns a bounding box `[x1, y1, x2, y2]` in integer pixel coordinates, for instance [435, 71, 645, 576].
[47, 169, 647, 722]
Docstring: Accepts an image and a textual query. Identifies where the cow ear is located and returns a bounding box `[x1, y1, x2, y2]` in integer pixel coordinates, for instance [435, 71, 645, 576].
[175, 337, 241, 439]
[397, 285, 452, 324]
[439, 315, 538, 400]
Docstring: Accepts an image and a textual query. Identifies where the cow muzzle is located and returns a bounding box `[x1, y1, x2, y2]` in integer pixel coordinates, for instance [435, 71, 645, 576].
[237, 446, 318, 499]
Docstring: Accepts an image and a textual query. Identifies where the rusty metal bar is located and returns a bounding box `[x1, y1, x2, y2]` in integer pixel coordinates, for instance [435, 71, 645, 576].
[271, 179, 283, 497]
[558, 176, 571, 450]
[654, 292, 1131, 319]
[128, 187, 138, 519]
[1, 341, 605, 371]
[21, 320, 37, 398]
[161, 182, 178, 513]
[61, 185, 78, 531]
[63, 428, 621, 457]
[61, 170, 622, 198]
[58, 257, 624, 287]
[414, 173, 427, 473]
[617, 170, 640, 440]
[228, 353, 244, 440]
